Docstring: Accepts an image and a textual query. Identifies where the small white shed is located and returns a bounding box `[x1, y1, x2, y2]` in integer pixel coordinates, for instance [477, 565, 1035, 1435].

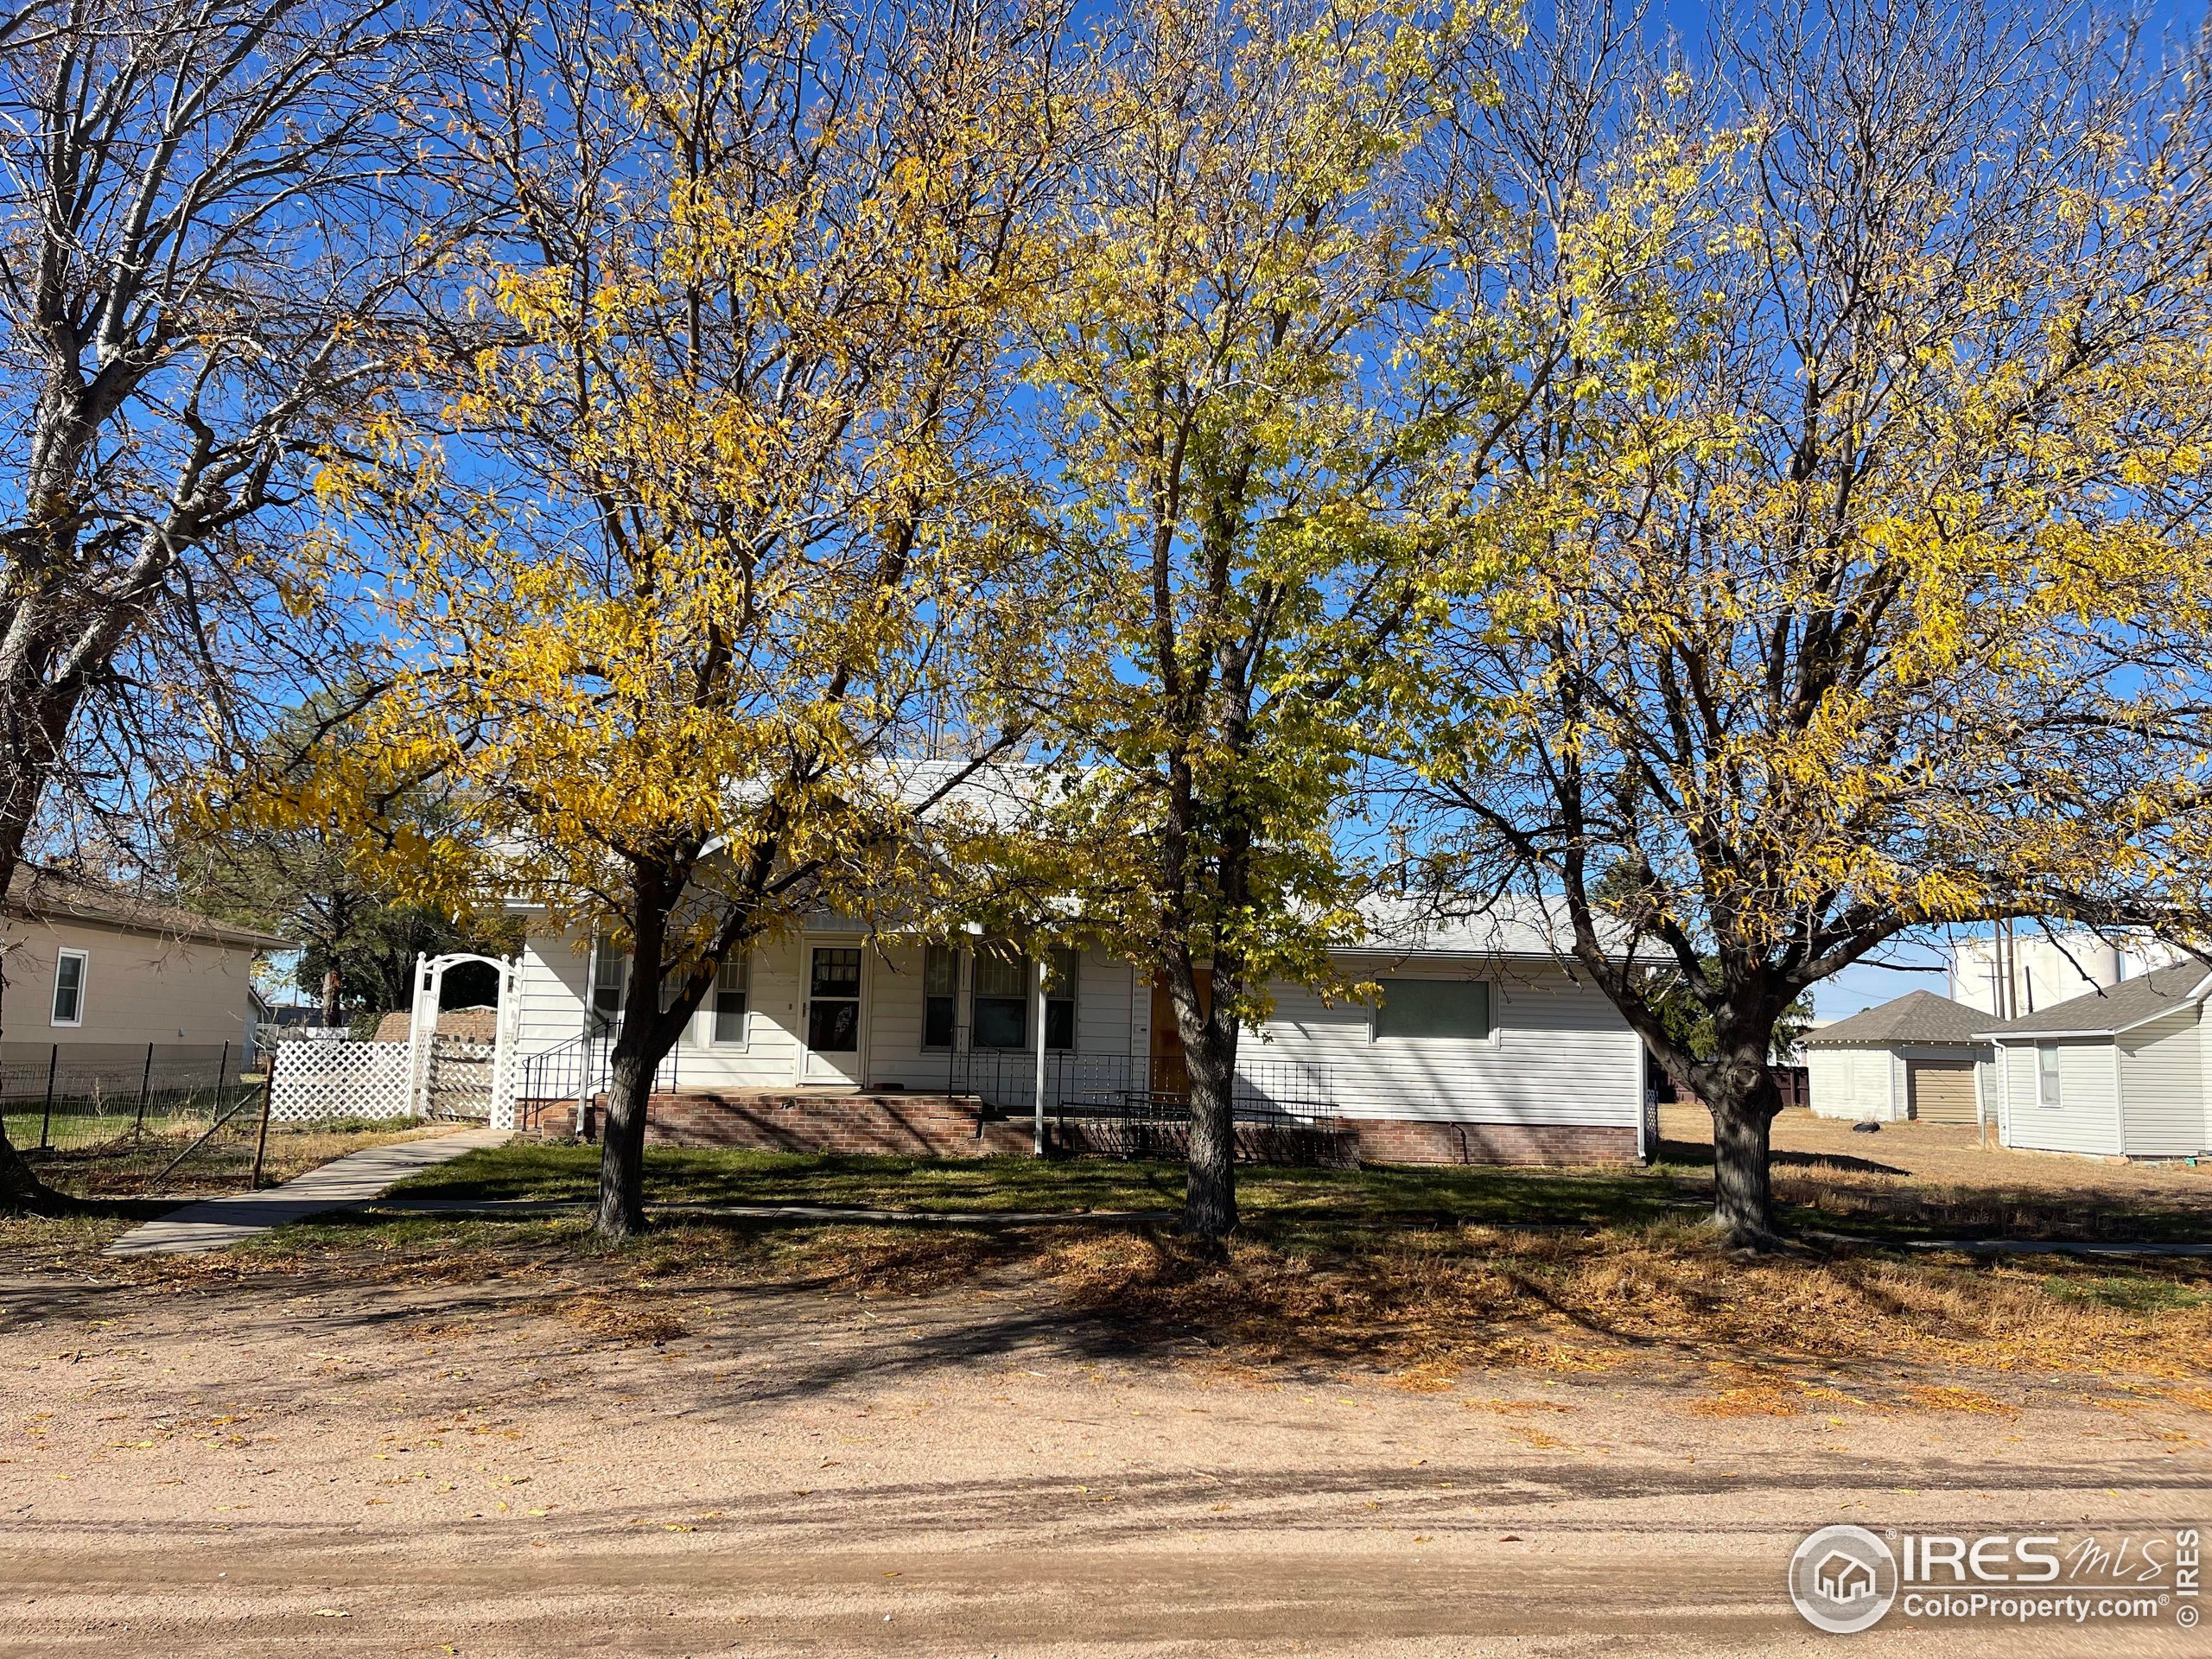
[1802, 991, 1993, 1124]
[1982, 963, 2212, 1160]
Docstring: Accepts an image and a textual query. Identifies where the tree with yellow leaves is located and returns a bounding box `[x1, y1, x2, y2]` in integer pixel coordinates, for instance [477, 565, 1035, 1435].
[1012, 0, 1532, 1244]
[238, 0, 1076, 1238]
[1408, 0, 2212, 1247]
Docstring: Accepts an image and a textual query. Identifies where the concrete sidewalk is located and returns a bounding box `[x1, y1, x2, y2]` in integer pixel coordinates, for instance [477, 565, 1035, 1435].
[370, 1195, 1178, 1228]
[105, 1126, 511, 1256]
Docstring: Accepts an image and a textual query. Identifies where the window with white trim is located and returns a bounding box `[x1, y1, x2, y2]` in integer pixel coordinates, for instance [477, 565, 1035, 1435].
[1044, 948, 1078, 1052]
[51, 949, 86, 1027]
[712, 954, 748, 1045]
[971, 946, 1028, 1049]
[2037, 1042, 2063, 1108]
[1371, 976, 1491, 1042]
[588, 936, 627, 1023]
[923, 944, 958, 1050]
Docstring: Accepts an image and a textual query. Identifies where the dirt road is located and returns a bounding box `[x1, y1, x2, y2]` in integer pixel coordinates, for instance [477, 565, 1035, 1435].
[3, 1255, 2207, 1657]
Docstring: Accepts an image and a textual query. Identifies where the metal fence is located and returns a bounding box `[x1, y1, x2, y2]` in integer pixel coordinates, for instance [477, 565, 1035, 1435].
[0, 1041, 264, 1195]
[936, 1048, 1338, 1127]
[508, 1029, 682, 1134]
[505, 1034, 1341, 1152]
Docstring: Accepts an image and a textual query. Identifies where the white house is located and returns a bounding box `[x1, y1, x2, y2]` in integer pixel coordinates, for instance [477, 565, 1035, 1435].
[505, 899, 1649, 1166]
[1980, 963, 2212, 1160]
[1802, 991, 1993, 1124]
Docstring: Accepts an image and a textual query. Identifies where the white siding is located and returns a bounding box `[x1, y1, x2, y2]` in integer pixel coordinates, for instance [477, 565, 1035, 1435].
[666, 937, 806, 1090]
[515, 931, 589, 1051]
[513, 921, 1636, 1128]
[1808, 1046, 1899, 1120]
[1999, 1038, 2122, 1155]
[1077, 952, 1136, 1060]
[2117, 1005, 2209, 1158]
[1249, 959, 1639, 1128]
[862, 946, 1138, 1090]
[518, 926, 1139, 1093]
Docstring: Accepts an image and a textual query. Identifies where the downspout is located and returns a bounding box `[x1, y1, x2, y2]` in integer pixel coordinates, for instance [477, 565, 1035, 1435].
[1632, 1037, 1647, 1162]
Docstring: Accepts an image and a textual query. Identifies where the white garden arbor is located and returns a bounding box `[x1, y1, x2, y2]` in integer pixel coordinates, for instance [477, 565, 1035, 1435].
[407, 951, 524, 1127]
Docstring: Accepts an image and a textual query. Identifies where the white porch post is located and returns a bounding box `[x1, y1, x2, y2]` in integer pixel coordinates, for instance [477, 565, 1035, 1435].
[1033, 954, 1048, 1156]
[488, 956, 519, 1132]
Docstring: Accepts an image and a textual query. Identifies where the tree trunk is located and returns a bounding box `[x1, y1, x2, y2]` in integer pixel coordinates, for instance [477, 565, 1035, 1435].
[0, 1123, 48, 1214]
[1707, 1055, 1783, 1249]
[321, 968, 342, 1027]
[1182, 1035, 1238, 1246]
[591, 863, 687, 1243]
[595, 1040, 652, 1241]
[1170, 957, 1242, 1248]
[0, 831, 61, 1215]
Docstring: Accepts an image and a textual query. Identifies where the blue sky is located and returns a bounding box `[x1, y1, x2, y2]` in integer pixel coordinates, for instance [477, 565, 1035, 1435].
[1815, 935, 1955, 1019]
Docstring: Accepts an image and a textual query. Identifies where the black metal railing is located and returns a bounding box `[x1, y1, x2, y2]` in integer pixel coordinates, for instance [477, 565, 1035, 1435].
[934, 1048, 1337, 1126]
[508, 1027, 685, 1133]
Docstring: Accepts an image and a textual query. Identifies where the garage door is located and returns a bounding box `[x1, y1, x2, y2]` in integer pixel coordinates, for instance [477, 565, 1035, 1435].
[1908, 1061, 1978, 1124]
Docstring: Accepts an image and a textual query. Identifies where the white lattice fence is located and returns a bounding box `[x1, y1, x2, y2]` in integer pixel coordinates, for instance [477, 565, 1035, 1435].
[270, 1040, 415, 1122]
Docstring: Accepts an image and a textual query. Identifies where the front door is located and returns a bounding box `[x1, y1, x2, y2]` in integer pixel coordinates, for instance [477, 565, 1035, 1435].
[1148, 971, 1211, 1100]
[800, 945, 864, 1084]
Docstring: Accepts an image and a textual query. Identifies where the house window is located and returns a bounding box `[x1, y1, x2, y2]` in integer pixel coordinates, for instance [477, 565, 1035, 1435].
[1045, 948, 1078, 1052]
[1372, 977, 1491, 1042]
[589, 936, 627, 1023]
[923, 944, 958, 1049]
[712, 954, 748, 1045]
[972, 946, 1029, 1049]
[51, 949, 86, 1027]
[2037, 1043, 2063, 1108]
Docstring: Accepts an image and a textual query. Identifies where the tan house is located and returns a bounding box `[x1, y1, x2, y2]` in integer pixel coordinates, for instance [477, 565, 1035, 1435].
[1, 866, 289, 1051]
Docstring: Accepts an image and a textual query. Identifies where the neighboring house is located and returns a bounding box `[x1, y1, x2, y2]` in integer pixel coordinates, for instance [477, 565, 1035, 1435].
[507, 897, 1649, 1165]
[1802, 991, 1993, 1125]
[0, 866, 289, 1051]
[1979, 963, 2212, 1161]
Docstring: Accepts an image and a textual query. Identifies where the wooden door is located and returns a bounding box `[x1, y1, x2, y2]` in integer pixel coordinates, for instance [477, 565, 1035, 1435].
[1148, 972, 1209, 1100]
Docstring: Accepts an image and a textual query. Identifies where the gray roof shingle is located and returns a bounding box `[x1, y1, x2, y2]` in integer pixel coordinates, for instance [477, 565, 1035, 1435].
[1802, 989, 1992, 1048]
[1978, 961, 2212, 1039]
[6, 866, 292, 951]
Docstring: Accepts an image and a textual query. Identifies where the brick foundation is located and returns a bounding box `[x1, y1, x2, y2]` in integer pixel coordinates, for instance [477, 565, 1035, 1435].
[524, 1090, 1033, 1158]
[520, 1091, 1637, 1167]
[1347, 1119, 1638, 1166]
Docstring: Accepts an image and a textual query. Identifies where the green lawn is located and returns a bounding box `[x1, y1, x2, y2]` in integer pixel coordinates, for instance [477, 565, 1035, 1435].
[391, 1141, 1709, 1230]
[386, 1139, 2212, 1245]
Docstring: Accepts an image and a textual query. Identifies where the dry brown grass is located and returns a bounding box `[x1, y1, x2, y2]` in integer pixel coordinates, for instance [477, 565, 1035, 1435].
[195, 1205, 2212, 1402]
[1015, 1222, 2212, 1397]
[13, 1124, 2212, 1414]
[555, 1294, 690, 1345]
